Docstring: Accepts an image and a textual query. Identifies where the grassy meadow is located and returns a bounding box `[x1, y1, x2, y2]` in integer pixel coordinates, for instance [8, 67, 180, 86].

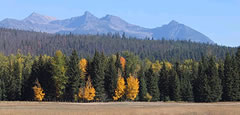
[0, 101, 240, 115]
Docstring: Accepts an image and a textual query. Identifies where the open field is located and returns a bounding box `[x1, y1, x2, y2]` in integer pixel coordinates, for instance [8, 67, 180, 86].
[0, 101, 240, 115]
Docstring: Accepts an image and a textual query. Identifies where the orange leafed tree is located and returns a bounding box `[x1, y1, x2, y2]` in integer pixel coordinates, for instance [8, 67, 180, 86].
[120, 56, 126, 70]
[78, 76, 96, 101]
[32, 80, 45, 101]
[113, 75, 126, 100]
[126, 75, 139, 100]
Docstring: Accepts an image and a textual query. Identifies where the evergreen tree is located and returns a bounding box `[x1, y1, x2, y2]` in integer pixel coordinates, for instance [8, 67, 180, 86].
[104, 56, 118, 100]
[180, 75, 194, 102]
[159, 62, 169, 101]
[138, 69, 148, 101]
[222, 54, 235, 101]
[168, 69, 181, 101]
[21, 53, 33, 100]
[90, 51, 106, 101]
[5, 55, 18, 101]
[235, 47, 240, 100]
[52, 50, 67, 100]
[36, 56, 55, 101]
[206, 57, 222, 102]
[64, 50, 80, 101]
[145, 68, 160, 101]
[22, 59, 38, 100]
[193, 57, 210, 102]
[231, 57, 240, 100]
[13, 56, 24, 100]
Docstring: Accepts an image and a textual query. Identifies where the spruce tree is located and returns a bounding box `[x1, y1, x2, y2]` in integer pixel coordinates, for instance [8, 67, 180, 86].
[231, 57, 240, 100]
[222, 53, 234, 101]
[138, 68, 148, 101]
[145, 68, 159, 101]
[104, 56, 118, 100]
[168, 69, 181, 101]
[64, 50, 80, 101]
[6, 55, 18, 101]
[181, 76, 194, 102]
[13, 56, 24, 100]
[22, 59, 38, 100]
[36, 56, 55, 101]
[206, 57, 222, 102]
[90, 51, 106, 101]
[193, 57, 210, 102]
[159, 62, 169, 101]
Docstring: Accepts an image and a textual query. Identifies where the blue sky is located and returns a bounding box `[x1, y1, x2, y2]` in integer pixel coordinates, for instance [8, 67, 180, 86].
[0, 0, 239, 47]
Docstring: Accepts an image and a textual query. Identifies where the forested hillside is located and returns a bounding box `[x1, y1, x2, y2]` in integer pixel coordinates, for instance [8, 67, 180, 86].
[0, 28, 235, 62]
[0, 28, 240, 102]
[0, 49, 240, 102]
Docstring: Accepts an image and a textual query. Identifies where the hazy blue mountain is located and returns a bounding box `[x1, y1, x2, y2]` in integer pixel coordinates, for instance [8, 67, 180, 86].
[0, 11, 214, 43]
[150, 20, 213, 43]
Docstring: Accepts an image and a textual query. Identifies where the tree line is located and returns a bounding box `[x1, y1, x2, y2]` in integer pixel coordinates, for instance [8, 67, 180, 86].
[0, 28, 236, 62]
[0, 48, 240, 102]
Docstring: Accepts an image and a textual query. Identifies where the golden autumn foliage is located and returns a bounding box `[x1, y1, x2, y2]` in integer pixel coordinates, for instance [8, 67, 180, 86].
[126, 75, 139, 100]
[78, 77, 96, 101]
[32, 80, 45, 101]
[164, 61, 173, 70]
[151, 61, 173, 73]
[79, 58, 88, 73]
[120, 56, 126, 70]
[152, 61, 161, 73]
[113, 76, 126, 100]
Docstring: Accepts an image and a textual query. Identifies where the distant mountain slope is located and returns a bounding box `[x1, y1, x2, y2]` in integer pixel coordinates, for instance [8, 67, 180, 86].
[0, 11, 214, 43]
[150, 20, 213, 43]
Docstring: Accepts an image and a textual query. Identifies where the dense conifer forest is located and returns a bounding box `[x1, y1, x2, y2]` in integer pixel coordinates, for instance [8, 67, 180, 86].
[0, 28, 239, 102]
[0, 28, 236, 62]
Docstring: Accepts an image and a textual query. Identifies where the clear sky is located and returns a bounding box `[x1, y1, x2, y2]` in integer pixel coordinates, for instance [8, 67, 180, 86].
[0, 0, 239, 47]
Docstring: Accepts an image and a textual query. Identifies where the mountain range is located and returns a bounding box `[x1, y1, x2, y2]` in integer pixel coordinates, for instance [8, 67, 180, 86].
[0, 11, 214, 43]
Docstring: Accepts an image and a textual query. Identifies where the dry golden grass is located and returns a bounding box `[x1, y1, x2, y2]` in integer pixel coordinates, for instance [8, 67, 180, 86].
[0, 101, 240, 115]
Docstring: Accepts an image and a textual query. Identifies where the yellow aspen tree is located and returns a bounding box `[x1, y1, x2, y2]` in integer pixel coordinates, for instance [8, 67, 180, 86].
[126, 75, 139, 100]
[78, 76, 96, 101]
[120, 56, 126, 70]
[79, 58, 88, 73]
[113, 75, 126, 100]
[32, 80, 45, 101]
[79, 58, 88, 85]
[152, 61, 162, 73]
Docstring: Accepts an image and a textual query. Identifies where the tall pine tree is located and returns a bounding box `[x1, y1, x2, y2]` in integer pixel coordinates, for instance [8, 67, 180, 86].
[145, 67, 159, 101]
[168, 69, 181, 101]
[159, 62, 169, 101]
[64, 50, 80, 101]
[90, 51, 106, 101]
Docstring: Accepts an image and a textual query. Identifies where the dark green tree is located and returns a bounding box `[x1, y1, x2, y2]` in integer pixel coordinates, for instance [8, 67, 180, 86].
[36, 56, 55, 101]
[206, 57, 222, 102]
[168, 69, 181, 101]
[159, 62, 169, 101]
[222, 54, 237, 101]
[193, 57, 210, 102]
[64, 50, 80, 101]
[104, 56, 118, 100]
[138, 68, 148, 101]
[145, 68, 159, 101]
[90, 51, 106, 101]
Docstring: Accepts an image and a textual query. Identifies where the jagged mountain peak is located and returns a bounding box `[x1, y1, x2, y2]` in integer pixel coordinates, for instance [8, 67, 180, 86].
[82, 11, 97, 19]
[0, 12, 214, 43]
[168, 20, 179, 25]
[23, 12, 57, 24]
